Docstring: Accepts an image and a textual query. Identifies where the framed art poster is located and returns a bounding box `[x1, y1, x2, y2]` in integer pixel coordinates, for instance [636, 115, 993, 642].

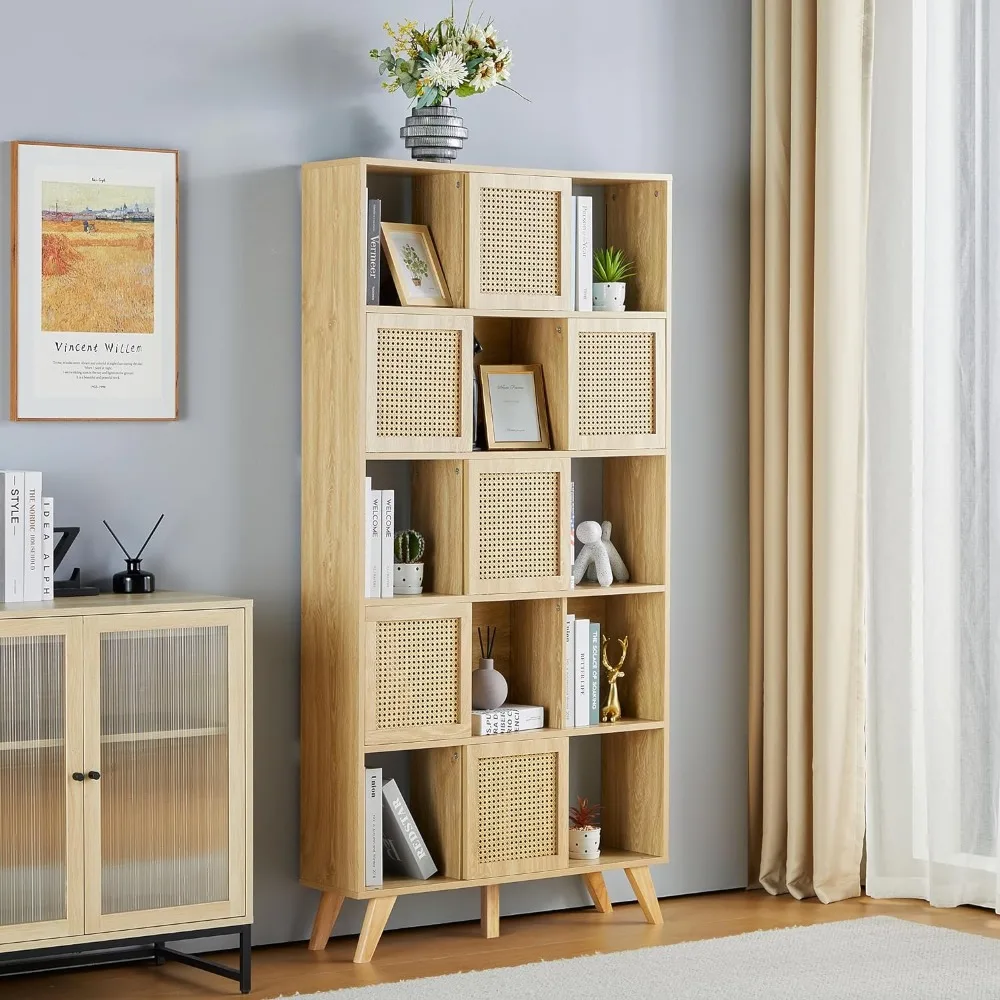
[11, 142, 179, 420]
[380, 222, 452, 308]
[480, 364, 551, 450]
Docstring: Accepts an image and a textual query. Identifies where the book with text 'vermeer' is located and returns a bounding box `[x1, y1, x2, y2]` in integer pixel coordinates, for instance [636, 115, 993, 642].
[366, 196, 381, 306]
[382, 779, 437, 880]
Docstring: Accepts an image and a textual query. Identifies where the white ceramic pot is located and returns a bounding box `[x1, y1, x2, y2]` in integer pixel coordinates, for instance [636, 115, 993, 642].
[393, 562, 424, 595]
[593, 282, 626, 312]
[569, 826, 601, 860]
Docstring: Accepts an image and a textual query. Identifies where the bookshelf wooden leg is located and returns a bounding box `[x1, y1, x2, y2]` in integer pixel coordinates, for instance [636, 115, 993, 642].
[481, 884, 500, 938]
[625, 866, 663, 925]
[354, 897, 396, 963]
[308, 891, 345, 951]
[581, 871, 613, 913]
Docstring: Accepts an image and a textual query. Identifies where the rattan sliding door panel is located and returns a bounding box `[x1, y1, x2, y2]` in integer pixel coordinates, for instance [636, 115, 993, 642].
[464, 737, 568, 879]
[568, 317, 667, 450]
[366, 312, 474, 453]
[466, 458, 570, 595]
[364, 603, 471, 746]
[467, 174, 572, 312]
[0, 617, 84, 945]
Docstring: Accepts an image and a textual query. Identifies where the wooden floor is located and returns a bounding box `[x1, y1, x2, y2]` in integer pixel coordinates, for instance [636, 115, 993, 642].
[3, 890, 1000, 999]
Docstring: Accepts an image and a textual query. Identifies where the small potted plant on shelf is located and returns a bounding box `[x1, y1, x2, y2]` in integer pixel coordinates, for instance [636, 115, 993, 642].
[592, 246, 635, 312]
[569, 797, 601, 860]
[393, 529, 426, 595]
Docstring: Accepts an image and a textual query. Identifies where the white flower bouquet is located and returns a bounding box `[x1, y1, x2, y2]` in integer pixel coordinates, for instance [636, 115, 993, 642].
[370, 6, 519, 108]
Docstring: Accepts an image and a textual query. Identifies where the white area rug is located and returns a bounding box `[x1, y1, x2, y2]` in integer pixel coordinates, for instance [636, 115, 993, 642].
[277, 917, 1000, 999]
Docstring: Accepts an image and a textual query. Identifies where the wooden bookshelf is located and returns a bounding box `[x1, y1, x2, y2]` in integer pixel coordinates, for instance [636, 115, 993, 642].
[301, 156, 671, 962]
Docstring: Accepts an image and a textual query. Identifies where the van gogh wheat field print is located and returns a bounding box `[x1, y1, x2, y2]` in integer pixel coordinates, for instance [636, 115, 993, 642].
[41, 180, 155, 334]
[12, 143, 178, 420]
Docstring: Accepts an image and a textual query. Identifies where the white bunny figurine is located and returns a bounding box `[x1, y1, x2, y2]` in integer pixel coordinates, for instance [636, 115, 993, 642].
[572, 520, 630, 588]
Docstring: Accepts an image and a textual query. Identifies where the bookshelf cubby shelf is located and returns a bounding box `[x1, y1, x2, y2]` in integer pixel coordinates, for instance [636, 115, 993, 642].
[302, 156, 671, 962]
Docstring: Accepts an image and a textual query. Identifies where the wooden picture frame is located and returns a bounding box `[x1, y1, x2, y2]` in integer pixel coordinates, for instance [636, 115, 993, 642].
[480, 364, 551, 450]
[380, 222, 453, 308]
[11, 141, 179, 421]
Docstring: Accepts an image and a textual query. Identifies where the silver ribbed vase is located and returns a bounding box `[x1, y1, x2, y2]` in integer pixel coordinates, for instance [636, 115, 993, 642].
[400, 99, 469, 162]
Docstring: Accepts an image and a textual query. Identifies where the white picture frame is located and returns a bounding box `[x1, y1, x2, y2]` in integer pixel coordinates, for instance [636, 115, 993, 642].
[11, 141, 179, 421]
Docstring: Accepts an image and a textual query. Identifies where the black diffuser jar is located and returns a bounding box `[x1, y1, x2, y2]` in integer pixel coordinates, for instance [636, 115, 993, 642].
[113, 558, 155, 594]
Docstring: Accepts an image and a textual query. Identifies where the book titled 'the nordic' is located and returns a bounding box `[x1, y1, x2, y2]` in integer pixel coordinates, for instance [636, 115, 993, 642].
[382, 779, 437, 880]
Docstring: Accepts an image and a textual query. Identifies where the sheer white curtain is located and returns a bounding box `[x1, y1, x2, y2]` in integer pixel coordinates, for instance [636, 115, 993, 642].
[867, 0, 1000, 909]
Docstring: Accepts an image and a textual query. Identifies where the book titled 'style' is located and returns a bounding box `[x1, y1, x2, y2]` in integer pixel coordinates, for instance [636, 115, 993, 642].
[366, 196, 382, 306]
[40, 497, 54, 601]
[365, 766, 383, 887]
[1, 471, 25, 603]
[472, 704, 544, 736]
[382, 779, 437, 880]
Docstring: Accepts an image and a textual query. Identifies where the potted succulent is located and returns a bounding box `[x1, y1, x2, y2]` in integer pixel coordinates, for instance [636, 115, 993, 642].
[592, 247, 636, 312]
[393, 529, 426, 595]
[569, 797, 601, 860]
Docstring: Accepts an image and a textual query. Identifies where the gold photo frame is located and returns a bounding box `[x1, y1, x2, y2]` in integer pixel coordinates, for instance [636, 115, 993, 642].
[480, 363, 551, 450]
[380, 222, 453, 308]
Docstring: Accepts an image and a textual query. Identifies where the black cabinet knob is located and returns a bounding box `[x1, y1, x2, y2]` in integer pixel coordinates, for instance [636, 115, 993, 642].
[71, 772, 85, 781]
[87, 770, 101, 781]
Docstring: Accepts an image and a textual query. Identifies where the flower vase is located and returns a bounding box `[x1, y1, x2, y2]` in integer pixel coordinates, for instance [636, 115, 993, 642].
[400, 99, 469, 162]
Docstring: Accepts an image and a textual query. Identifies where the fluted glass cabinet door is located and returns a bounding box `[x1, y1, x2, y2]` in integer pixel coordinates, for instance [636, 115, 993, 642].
[0, 617, 84, 945]
[83, 609, 248, 933]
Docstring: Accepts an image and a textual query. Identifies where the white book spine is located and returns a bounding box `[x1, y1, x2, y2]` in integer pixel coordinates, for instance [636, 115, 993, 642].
[576, 196, 593, 311]
[23, 472, 42, 602]
[364, 477, 373, 598]
[574, 618, 590, 726]
[569, 480, 576, 586]
[563, 614, 575, 727]
[380, 490, 395, 598]
[40, 498, 54, 601]
[4, 472, 25, 603]
[367, 487, 382, 600]
[569, 195, 578, 307]
[365, 767, 383, 887]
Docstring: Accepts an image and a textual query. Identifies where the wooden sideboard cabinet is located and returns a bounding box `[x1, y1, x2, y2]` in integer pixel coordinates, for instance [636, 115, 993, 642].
[0, 593, 253, 993]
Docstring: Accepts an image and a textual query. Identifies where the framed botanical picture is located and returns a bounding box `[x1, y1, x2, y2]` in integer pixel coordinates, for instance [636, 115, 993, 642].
[480, 364, 551, 450]
[11, 142, 179, 420]
[380, 222, 452, 308]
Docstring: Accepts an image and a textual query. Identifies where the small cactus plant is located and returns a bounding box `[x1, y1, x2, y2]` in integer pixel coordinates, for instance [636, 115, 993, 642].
[569, 797, 601, 830]
[393, 529, 426, 564]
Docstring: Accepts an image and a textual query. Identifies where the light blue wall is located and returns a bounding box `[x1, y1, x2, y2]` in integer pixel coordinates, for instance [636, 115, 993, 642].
[0, 0, 750, 944]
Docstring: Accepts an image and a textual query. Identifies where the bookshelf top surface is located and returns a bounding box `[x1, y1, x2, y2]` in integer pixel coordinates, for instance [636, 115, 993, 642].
[303, 155, 672, 185]
[0, 591, 252, 619]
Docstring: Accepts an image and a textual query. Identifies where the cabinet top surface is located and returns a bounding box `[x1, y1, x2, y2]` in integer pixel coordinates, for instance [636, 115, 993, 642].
[302, 155, 672, 184]
[0, 591, 252, 619]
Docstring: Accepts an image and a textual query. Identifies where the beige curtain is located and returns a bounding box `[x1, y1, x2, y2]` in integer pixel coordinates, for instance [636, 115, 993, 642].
[748, 0, 871, 903]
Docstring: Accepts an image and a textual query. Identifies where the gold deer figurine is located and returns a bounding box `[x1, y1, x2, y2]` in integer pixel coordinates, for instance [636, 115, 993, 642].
[601, 634, 628, 723]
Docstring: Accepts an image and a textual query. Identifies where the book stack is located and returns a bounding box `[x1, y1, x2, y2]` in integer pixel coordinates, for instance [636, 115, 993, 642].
[570, 195, 593, 312]
[0, 471, 55, 603]
[364, 768, 438, 887]
[365, 478, 394, 599]
[564, 612, 602, 727]
[472, 704, 544, 736]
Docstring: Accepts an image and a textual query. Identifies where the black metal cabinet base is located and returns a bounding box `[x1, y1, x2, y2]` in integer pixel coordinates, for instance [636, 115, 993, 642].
[0, 923, 252, 994]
